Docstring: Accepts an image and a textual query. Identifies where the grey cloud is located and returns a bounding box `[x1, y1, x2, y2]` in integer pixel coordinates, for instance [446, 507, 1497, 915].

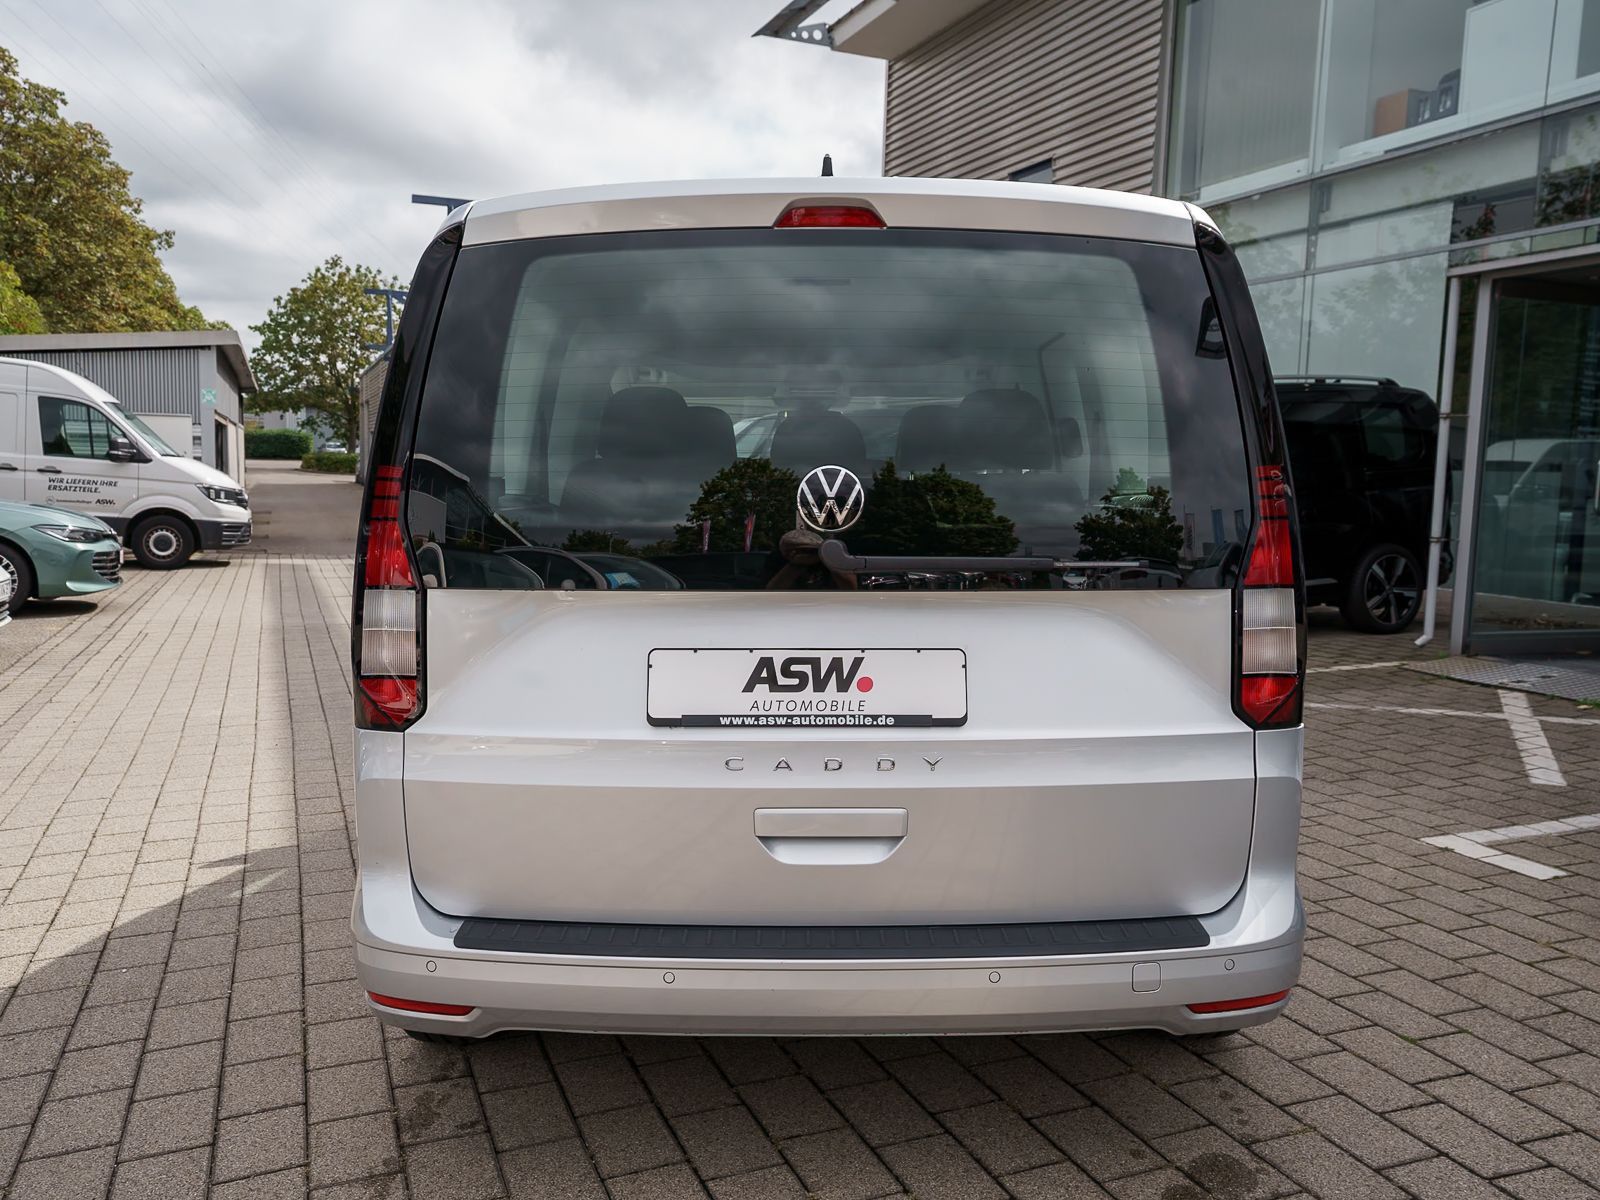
[6, 0, 884, 347]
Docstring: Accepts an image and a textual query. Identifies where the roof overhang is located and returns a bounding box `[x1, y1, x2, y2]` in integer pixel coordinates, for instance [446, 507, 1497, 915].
[755, 0, 993, 58]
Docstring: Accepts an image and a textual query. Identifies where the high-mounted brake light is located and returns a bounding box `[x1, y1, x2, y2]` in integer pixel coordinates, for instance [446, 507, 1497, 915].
[1238, 465, 1302, 728]
[367, 992, 475, 1017]
[356, 465, 422, 729]
[774, 204, 886, 229]
[1188, 989, 1290, 1014]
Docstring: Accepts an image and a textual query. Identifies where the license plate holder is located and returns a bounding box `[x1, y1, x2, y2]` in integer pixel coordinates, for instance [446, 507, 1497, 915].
[647, 648, 967, 728]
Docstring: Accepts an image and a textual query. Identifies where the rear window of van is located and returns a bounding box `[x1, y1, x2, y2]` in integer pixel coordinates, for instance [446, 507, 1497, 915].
[407, 228, 1252, 591]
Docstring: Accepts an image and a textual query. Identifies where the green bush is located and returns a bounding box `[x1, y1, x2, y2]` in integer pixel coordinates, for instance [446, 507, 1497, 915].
[300, 451, 358, 474]
[245, 428, 312, 458]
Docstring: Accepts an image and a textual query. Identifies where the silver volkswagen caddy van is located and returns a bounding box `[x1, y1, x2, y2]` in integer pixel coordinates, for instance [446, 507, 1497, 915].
[350, 177, 1305, 1040]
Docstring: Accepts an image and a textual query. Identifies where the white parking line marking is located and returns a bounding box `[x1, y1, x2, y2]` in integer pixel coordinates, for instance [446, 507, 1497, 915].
[1426, 813, 1600, 848]
[1308, 701, 1600, 726]
[1479, 853, 1569, 880]
[1312, 686, 1590, 876]
[1419, 810, 1600, 878]
[1420, 834, 1499, 859]
[1309, 701, 1506, 721]
[1499, 690, 1567, 787]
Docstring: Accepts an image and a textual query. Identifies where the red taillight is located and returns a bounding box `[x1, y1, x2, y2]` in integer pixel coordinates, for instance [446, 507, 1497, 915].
[356, 465, 422, 730]
[774, 204, 886, 229]
[1188, 989, 1291, 1014]
[1239, 676, 1298, 725]
[364, 467, 415, 588]
[1238, 465, 1302, 729]
[367, 992, 474, 1017]
[1243, 467, 1293, 586]
[364, 516, 414, 588]
[358, 677, 419, 727]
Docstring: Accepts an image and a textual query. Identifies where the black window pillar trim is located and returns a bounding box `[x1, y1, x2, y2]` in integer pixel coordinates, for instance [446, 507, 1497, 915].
[350, 222, 463, 687]
[1191, 213, 1310, 725]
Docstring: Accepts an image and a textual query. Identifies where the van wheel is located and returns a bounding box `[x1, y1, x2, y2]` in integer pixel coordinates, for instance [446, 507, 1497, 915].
[130, 516, 195, 570]
[404, 1030, 475, 1045]
[0, 543, 34, 614]
[1341, 543, 1422, 634]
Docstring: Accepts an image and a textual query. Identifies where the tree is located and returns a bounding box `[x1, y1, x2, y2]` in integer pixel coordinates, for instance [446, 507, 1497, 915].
[851, 461, 1018, 557]
[0, 260, 45, 333]
[672, 458, 800, 553]
[249, 257, 398, 448]
[1075, 475, 1185, 565]
[563, 529, 631, 553]
[0, 47, 213, 331]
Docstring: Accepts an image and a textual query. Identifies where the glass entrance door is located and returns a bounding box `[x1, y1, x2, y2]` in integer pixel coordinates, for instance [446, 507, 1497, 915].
[1469, 274, 1600, 647]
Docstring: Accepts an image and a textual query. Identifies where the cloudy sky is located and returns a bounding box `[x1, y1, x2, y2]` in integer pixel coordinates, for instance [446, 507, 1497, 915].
[3, 0, 884, 344]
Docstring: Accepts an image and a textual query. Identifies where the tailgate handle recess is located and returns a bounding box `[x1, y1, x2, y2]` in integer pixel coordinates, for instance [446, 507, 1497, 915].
[754, 808, 907, 866]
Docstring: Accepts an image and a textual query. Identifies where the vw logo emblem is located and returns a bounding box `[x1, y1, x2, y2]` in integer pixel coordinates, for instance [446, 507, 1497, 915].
[797, 465, 865, 533]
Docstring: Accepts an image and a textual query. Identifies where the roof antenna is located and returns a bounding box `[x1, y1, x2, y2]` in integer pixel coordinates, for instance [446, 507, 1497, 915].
[821, 153, 834, 177]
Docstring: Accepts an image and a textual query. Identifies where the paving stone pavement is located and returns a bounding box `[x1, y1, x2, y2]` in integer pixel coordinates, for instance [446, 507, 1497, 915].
[1, 560, 1598, 1199]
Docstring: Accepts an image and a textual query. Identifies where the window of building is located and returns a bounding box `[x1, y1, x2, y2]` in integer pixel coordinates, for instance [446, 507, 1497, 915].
[1205, 105, 1600, 395]
[1008, 161, 1053, 185]
[1303, 253, 1449, 395]
[1249, 276, 1307, 375]
[1312, 0, 1600, 173]
[1172, 0, 1600, 206]
[1168, 0, 1321, 201]
[1538, 103, 1600, 227]
[1318, 0, 1473, 172]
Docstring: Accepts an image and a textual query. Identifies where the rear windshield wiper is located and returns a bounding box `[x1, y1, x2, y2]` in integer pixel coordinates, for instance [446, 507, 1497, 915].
[816, 540, 1140, 575]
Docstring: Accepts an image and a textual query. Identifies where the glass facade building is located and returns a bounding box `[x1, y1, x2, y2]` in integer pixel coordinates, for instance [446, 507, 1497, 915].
[1168, 0, 1600, 652]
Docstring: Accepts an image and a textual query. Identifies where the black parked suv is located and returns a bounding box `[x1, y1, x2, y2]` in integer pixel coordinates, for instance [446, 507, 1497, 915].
[1275, 376, 1440, 634]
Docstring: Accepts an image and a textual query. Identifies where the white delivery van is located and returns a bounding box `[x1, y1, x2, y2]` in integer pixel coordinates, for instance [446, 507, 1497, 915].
[0, 357, 250, 568]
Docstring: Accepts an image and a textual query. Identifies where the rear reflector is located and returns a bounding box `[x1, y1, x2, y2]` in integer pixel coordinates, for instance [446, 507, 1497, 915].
[1242, 588, 1296, 674]
[1187, 989, 1290, 1014]
[774, 204, 886, 228]
[361, 589, 418, 676]
[367, 992, 475, 1017]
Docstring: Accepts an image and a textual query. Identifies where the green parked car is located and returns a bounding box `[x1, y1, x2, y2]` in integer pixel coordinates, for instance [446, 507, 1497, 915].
[0, 500, 123, 615]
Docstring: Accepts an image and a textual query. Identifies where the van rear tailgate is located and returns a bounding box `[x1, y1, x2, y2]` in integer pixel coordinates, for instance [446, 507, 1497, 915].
[402, 589, 1254, 926]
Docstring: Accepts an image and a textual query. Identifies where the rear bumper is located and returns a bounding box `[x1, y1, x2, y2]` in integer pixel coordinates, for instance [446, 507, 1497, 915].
[350, 728, 1305, 1038]
[354, 927, 1301, 1037]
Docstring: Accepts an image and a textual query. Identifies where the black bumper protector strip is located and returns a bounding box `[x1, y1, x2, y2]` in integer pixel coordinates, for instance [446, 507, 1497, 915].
[452, 915, 1210, 959]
